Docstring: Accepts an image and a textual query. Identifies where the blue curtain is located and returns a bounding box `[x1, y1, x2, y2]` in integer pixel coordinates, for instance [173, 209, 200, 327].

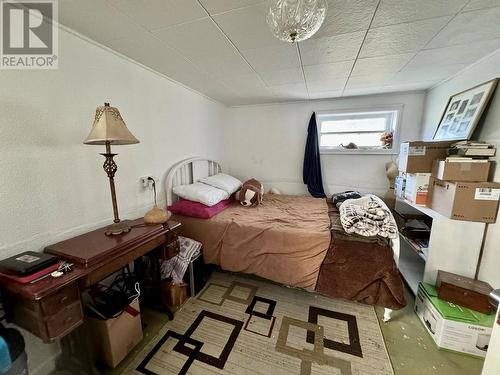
[303, 112, 326, 198]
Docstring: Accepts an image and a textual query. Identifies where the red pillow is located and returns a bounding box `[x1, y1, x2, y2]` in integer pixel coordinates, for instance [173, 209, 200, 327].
[168, 196, 233, 219]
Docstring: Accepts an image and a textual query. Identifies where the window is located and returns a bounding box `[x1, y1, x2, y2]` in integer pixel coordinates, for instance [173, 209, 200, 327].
[316, 107, 401, 153]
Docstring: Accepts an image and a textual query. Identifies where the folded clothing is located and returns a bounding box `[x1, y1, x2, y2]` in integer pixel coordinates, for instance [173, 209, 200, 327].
[332, 191, 362, 208]
[161, 236, 202, 284]
[173, 182, 229, 206]
[340, 194, 398, 239]
[168, 196, 233, 219]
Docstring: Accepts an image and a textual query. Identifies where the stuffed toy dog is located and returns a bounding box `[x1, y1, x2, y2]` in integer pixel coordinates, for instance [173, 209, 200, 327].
[238, 179, 264, 207]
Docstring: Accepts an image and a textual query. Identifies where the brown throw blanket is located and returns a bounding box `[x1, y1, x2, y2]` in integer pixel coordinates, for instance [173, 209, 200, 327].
[315, 202, 406, 310]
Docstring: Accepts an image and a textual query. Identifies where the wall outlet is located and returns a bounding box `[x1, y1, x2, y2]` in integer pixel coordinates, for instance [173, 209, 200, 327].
[140, 175, 158, 189]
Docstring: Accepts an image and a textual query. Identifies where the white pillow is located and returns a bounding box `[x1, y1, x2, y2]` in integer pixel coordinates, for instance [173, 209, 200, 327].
[173, 182, 229, 206]
[200, 173, 242, 195]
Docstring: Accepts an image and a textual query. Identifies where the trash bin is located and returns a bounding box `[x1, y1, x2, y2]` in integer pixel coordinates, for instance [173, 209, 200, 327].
[1, 326, 27, 375]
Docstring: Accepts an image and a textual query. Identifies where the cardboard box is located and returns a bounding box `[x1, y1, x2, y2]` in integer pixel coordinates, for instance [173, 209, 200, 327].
[432, 159, 491, 182]
[415, 283, 494, 358]
[399, 141, 453, 173]
[428, 178, 500, 223]
[404, 173, 431, 205]
[87, 298, 143, 368]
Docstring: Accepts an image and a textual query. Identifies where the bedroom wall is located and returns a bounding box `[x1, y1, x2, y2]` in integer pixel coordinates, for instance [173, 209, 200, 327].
[421, 49, 500, 290]
[223, 92, 425, 197]
[0, 27, 225, 374]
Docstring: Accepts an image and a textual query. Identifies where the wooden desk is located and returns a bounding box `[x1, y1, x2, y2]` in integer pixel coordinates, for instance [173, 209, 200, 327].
[0, 218, 180, 343]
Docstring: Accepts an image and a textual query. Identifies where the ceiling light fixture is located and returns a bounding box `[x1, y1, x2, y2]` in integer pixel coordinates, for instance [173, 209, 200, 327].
[266, 0, 328, 43]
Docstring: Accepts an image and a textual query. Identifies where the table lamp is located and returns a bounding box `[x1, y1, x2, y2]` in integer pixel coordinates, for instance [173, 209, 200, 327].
[83, 103, 139, 236]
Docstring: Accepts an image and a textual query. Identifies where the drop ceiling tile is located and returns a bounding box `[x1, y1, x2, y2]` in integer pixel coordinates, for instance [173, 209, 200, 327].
[308, 77, 348, 92]
[351, 53, 414, 76]
[201, 54, 254, 78]
[242, 44, 300, 71]
[105, 30, 203, 85]
[309, 90, 343, 99]
[408, 39, 500, 69]
[108, 0, 206, 31]
[199, 0, 265, 15]
[299, 31, 365, 65]
[343, 81, 433, 96]
[393, 63, 467, 83]
[426, 7, 500, 49]
[383, 81, 438, 91]
[59, 0, 145, 43]
[345, 74, 394, 89]
[343, 87, 396, 97]
[259, 68, 304, 86]
[229, 96, 279, 106]
[312, 0, 378, 38]
[199, 83, 244, 104]
[359, 17, 451, 58]
[213, 2, 283, 50]
[463, 0, 500, 11]
[221, 73, 267, 90]
[231, 86, 276, 100]
[106, 31, 239, 105]
[219, 74, 277, 104]
[303, 61, 354, 81]
[153, 18, 236, 61]
[269, 83, 308, 99]
[371, 0, 467, 27]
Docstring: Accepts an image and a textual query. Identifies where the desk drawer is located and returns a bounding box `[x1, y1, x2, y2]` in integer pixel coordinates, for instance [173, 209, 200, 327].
[46, 301, 83, 339]
[41, 284, 80, 315]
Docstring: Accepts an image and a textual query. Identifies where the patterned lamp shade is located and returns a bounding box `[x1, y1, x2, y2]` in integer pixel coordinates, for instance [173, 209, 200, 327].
[83, 102, 139, 145]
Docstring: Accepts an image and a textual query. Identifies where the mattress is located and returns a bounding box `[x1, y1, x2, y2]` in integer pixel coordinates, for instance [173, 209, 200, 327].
[173, 194, 331, 289]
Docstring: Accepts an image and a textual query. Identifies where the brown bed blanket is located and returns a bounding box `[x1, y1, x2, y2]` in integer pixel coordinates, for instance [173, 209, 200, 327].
[173, 194, 331, 289]
[315, 203, 406, 310]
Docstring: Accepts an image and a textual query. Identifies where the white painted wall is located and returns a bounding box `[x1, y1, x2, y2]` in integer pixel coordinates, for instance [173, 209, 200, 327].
[223, 92, 425, 197]
[0, 27, 225, 374]
[421, 49, 500, 289]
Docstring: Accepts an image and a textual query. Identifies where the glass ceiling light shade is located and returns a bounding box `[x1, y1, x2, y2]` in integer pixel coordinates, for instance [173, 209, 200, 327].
[267, 0, 328, 43]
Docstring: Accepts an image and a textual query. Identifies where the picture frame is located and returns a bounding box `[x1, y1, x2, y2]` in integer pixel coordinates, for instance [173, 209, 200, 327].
[433, 78, 498, 141]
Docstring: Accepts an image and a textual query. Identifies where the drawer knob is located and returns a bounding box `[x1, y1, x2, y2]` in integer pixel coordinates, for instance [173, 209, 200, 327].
[59, 296, 68, 304]
[64, 316, 73, 324]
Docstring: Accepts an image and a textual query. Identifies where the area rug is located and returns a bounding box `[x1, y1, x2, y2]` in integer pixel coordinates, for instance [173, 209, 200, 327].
[126, 272, 394, 375]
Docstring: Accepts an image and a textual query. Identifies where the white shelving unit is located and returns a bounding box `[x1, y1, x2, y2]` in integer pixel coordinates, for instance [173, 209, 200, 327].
[394, 198, 486, 294]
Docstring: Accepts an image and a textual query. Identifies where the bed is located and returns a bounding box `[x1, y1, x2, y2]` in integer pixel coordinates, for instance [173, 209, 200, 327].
[165, 157, 406, 318]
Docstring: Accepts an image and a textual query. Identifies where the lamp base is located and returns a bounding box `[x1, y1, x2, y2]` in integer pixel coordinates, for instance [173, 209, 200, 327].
[105, 220, 131, 236]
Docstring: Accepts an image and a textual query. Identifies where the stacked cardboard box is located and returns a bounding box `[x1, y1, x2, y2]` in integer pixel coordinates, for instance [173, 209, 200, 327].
[397, 141, 453, 205]
[398, 140, 500, 223]
[428, 141, 500, 223]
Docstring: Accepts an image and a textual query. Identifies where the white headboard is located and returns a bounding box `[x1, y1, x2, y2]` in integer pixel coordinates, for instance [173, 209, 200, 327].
[165, 157, 222, 206]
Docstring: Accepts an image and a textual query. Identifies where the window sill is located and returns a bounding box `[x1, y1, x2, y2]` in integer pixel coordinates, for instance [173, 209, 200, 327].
[320, 148, 397, 155]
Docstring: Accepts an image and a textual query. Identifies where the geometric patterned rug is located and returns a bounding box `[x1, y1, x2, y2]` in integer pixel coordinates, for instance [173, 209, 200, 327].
[126, 272, 394, 375]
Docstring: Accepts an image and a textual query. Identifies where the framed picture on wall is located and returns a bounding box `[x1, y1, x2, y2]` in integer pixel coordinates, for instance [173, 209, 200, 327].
[433, 78, 498, 141]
